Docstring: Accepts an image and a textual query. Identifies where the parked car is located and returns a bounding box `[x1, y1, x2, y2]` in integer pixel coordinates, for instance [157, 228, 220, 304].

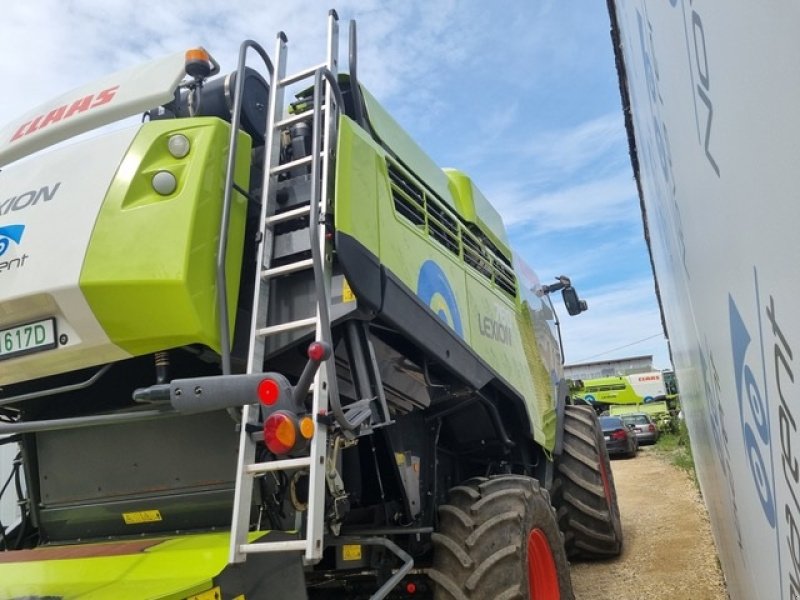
[599, 416, 638, 458]
[621, 413, 660, 445]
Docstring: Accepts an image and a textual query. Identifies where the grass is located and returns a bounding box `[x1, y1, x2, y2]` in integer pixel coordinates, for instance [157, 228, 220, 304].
[653, 419, 697, 482]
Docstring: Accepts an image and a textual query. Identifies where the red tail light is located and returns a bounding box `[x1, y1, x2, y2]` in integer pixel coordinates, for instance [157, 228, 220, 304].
[257, 378, 281, 406]
[648, 424, 656, 433]
[264, 411, 298, 455]
[611, 429, 627, 441]
[307, 341, 329, 362]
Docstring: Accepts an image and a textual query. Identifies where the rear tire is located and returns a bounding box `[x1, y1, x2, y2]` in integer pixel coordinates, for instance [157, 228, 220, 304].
[551, 405, 623, 559]
[430, 475, 574, 600]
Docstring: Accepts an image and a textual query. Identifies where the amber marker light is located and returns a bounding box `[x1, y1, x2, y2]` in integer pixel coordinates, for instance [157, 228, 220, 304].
[185, 47, 211, 79]
[299, 415, 315, 440]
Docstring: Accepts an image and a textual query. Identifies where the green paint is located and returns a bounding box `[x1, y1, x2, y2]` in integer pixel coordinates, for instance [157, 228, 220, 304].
[444, 169, 511, 262]
[359, 86, 456, 210]
[0, 532, 263, 599]
[336, 107, 559, 449]
[80, 118, 250, 356]
[334, 115, 382, 255]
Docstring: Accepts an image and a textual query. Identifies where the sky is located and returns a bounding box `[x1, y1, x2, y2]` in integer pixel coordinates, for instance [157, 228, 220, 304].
[0, 0, 671, 370]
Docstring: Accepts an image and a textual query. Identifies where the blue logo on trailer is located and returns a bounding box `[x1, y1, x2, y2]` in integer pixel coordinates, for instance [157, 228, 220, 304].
[417, 260, 463, 337]
[0, 225, 25, 256]
[584, 394, 596, 404]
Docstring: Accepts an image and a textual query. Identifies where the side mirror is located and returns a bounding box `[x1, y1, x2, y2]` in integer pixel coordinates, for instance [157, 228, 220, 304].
[562, 286, 588, 316]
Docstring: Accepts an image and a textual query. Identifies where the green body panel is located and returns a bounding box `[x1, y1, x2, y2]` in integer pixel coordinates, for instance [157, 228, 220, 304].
[609, 401, 669, 417]
[335, 115, 557, 449]
[444, 168, 511, 261]
[360, 87, 456, 211]
[80, 118, 250, 356]
[333, 116, 382, 256]
[0, 532, 279, 599]
[0, 533, 226, 599]
[572, 376, 643, 405]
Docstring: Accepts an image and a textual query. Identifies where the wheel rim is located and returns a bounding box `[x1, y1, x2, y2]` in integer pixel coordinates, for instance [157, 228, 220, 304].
[527, 528, 559, 600]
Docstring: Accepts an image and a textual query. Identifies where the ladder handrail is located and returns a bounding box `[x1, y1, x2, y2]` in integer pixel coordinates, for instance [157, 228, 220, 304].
[217, 40, 275, 376]
[307, 67, 357, 433]
[230, 31, 287, 565]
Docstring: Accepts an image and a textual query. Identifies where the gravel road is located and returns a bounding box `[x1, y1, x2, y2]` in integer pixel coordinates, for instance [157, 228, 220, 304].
[569, 448, 727, 600]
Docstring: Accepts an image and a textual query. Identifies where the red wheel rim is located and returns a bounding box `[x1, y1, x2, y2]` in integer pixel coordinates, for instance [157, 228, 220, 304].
[598, 450, 614, 509]
[527, 528, 559, 600]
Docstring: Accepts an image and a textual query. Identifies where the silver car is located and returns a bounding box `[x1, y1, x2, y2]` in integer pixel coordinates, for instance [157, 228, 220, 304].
[621, 413, 660, 445]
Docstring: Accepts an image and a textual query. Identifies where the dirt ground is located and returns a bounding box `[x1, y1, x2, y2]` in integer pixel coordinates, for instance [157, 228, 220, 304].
[569, 448, 728, 600]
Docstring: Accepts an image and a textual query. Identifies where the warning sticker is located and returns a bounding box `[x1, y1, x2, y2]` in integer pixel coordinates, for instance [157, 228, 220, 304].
[342, 544, 362, 561]
[122, 510, 163, 525]
[342, 278, 356, 303]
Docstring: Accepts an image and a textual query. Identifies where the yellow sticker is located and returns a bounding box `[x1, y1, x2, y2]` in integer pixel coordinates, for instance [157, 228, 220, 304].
[342, 544, 362, 561]
[186, 587, 222, 600]
[342, 278, 356, 303]
[122, 509, 163, 525]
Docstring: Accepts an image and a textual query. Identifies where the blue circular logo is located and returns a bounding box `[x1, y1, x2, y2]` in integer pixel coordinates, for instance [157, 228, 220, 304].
[417, 260, 463, 337]
[584, 394, 596, 404]
[644, 395, 654, 403]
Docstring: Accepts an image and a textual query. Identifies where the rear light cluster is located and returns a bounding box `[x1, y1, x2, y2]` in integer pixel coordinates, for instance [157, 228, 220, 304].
[255, 341, 330, 456]
[648, 423, 656, 433]
[256, 375, 315, 455]
[264, 411, 315, 455]
[610, 429, 628, 441]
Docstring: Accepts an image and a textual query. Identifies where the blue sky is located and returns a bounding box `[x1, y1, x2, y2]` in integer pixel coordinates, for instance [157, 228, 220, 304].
[0, 1, 670, 369]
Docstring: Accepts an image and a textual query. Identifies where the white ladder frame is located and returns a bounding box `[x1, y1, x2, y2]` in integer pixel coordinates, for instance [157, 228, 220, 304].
[229, 11, 340, 565]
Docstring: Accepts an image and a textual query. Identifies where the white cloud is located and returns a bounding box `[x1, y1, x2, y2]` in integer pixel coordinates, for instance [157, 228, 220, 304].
[521, 113, 627, 175]
[488, 169, 638, 233]
[558, 278, 671, 369]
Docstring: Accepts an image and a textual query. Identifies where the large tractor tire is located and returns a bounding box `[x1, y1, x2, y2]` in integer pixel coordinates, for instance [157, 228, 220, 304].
[551, 404, 623, 559]
[429, 475, 574, 600]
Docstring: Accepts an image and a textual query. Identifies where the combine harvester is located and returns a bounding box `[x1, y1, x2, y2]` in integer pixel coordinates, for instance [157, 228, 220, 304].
[570, 371, 678, 430]
[0, 11, 621, 599]
[608, 1, 800, 598]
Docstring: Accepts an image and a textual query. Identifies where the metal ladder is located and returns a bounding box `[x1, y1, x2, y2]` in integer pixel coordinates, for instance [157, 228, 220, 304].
[229, 11, 342, 565]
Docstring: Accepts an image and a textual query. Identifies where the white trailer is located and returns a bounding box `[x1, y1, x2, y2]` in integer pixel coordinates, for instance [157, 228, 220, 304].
[608, 1, 800, 598]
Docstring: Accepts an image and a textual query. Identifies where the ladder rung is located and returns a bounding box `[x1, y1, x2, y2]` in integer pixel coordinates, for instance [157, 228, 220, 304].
[279, 63, 328, 87]
[275, 106, 325, 129]
[246, 455, 313, 475]
[257, 317, 317, 337]
[265, 205, 311, 225]
[270, 154, 314, 176]
[240, 539, 307, 554]
[261, 259, 313, 279]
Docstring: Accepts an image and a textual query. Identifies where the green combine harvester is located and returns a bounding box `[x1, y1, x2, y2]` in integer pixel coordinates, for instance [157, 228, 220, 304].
[0, 12, 622, 599]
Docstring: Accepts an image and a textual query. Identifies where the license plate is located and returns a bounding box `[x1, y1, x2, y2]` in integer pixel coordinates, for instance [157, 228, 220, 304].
[604, 435, 611, 442]
[0, 318, 57, 361]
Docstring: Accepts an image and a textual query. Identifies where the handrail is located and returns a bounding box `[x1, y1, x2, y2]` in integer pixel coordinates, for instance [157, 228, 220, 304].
[307, 67, 357, 431]
[217, 40, 275, 376]
[348, 20, 368, 130]
[0, 406, 176, 435]
[0, 364, 113, 408]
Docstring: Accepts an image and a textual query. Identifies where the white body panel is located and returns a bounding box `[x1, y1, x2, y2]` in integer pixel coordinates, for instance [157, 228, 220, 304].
[611, 1, 800, 598]
[0, 51, 188, 168]
[627, 371, 665, 401]
[0, 127, 141, 385]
